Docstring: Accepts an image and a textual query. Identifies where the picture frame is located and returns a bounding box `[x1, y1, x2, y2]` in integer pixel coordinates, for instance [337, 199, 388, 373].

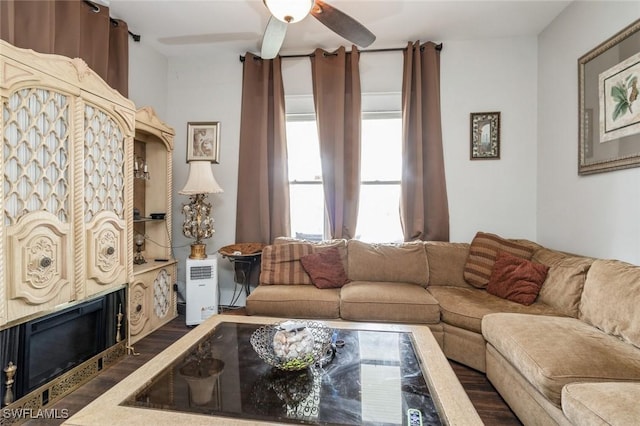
[470, 112, 500, 160]
[578, 18, 640, 175]
[186, 122, 220, 163]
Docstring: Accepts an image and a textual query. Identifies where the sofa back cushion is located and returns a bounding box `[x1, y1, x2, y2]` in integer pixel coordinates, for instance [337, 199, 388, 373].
[425, 241, 473, 288]
[347, 240, 429, 286]
[463, 232, 536, 289]
[579, 259, 640, 349]
[260, 239, 347, 285]
[532, 248, 594, 317]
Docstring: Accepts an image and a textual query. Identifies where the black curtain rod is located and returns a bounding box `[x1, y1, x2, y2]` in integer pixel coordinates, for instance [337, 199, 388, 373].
[239, 43, 443, 62]
[83, 0, 141, 42]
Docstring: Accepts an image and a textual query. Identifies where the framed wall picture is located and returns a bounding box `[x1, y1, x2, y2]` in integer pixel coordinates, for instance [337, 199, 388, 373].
[579, 18, 640, 175]
[186, 122, 220, 163]
[470, 112, 500, 159]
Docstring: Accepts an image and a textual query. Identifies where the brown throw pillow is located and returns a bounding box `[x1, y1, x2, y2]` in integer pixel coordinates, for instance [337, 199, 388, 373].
[464, 231, 536, 288]
[487, 251, 550, 305]
[300, 247, 350, 289]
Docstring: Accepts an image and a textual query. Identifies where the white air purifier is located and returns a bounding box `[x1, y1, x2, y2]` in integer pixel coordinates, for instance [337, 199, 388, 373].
[185, 255, 218, 326]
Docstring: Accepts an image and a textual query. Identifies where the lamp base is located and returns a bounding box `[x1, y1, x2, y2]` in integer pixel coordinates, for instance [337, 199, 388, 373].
[189, 243, 207, 260]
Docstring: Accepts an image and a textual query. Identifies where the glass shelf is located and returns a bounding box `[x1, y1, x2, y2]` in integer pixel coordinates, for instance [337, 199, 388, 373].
[133, 217, 165, 223]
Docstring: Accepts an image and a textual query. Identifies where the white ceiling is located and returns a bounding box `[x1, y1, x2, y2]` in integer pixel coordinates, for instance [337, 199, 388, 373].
[107, 0, 571, 57]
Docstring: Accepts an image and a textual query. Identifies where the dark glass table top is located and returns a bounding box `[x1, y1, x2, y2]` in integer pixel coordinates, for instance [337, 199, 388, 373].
[122, 322, 442, 425]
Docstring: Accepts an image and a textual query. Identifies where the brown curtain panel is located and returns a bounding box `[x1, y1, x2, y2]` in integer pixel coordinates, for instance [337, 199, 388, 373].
[311, 46, 362, 240]
[400, 41, 449, 242]
[0, 0, 129, 96]
[235, 53, 290, 244]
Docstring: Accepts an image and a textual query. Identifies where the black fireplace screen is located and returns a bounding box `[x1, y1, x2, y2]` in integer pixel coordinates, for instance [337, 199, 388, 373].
[23, 298, 106, 392]
[0, 287, 126, 403]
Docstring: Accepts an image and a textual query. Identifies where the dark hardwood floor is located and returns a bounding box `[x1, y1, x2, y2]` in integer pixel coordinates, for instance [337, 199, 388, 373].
[25, 313, 521, 425]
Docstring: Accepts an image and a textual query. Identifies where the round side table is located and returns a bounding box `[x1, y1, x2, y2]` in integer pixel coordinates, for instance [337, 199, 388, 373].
[219, 243, 266, 298]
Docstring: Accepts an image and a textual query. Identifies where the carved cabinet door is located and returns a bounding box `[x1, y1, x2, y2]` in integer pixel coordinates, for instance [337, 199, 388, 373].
[128, 278, 150, 339]
[83, 103, 130, 297]
[2, 86, 76, 323]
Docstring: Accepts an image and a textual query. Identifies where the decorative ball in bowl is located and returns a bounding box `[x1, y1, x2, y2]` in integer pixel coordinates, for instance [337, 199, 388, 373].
[250, 320, 333, 371]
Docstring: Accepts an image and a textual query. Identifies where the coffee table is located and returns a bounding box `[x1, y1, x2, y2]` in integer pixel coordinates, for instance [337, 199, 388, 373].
[64, 316, 482, 425]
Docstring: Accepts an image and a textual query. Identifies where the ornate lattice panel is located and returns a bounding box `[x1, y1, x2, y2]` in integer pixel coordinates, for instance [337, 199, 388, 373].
[3, 89, 70, 226]
[153, 269, 171, 319]
[84, 105, 125, 222]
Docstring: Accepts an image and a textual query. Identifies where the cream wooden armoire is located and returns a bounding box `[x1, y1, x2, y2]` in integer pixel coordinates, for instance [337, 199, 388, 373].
[0, 39, 179, 413]
[0, 39, 137, 411]
[0, 39, 135, 327]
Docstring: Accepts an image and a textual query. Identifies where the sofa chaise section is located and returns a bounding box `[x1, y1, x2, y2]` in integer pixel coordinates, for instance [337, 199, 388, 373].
[483, 258, 640, 425]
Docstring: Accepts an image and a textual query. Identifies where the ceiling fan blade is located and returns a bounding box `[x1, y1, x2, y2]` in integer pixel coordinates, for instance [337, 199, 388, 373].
[310, 0, 376, 47]
[261, 16, 288, 59]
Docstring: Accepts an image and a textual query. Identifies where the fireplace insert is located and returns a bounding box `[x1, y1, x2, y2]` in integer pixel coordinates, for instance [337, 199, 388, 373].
[19, 298, 106, 394]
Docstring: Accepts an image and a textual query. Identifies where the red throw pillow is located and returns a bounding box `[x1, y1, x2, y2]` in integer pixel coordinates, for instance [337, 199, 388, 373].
[300, 247, 350, 289]
[487, 250, 549, 305]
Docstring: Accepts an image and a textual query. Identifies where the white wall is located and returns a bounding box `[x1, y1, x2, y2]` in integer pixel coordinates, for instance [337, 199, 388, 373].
[128, 39, 168, 117]
[166, 50, 244, 306]
[537, 1, 640, 263]
[441, 37, 539, 243]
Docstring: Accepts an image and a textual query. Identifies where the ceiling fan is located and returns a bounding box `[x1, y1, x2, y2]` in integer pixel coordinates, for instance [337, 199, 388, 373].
[261, 0, 376, 59]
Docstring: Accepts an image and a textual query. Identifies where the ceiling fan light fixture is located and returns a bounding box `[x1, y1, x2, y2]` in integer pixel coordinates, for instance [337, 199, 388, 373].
[264, 0, 313, 23]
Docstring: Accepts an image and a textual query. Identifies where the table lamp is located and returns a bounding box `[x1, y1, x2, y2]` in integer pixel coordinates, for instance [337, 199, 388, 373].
[179, 161, 223, 259]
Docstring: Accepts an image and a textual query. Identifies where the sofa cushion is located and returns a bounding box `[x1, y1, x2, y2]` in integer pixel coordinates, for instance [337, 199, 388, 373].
[260, 239, 347, 285]
[340, 281, 440, 324]
[580, 259, 640, 349]
[464, 232, 536, 289]
[486, 251, 549, 305]
[300, 247, 349, 289]
[428, 286, 561, 333]
[562, 382, 640, 426]
[260, 243, 314, 285]
[424, 241, 473, 288]
[483, 313, 640, 407]
[347, 240, 429, 286]
[532, 248, 594, 318]
[246, 285, 340, 318]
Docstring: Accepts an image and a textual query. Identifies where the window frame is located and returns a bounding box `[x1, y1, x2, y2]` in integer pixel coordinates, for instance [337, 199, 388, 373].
[286, 110, 402, 241]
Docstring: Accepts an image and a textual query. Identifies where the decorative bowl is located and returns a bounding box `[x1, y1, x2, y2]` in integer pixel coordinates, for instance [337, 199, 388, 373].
[250, 321, 333, 371]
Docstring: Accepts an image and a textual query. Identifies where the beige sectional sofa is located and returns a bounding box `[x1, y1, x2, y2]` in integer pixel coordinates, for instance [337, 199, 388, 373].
[246, 235, 640, 425]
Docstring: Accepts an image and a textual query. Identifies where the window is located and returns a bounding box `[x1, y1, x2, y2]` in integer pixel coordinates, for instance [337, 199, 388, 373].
[356, 113, 403, 242]
[287, 116, 324, 241]
[286, 113, 403, 243]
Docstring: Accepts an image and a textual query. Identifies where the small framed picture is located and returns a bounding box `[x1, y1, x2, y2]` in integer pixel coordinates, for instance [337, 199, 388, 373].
[470, 112, 500, 160]
[186, 122, 220, 163]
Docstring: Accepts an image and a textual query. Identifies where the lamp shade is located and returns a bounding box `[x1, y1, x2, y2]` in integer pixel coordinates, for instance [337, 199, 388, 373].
[263, 0, 313, 23]
[179, 161, 223, 195]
